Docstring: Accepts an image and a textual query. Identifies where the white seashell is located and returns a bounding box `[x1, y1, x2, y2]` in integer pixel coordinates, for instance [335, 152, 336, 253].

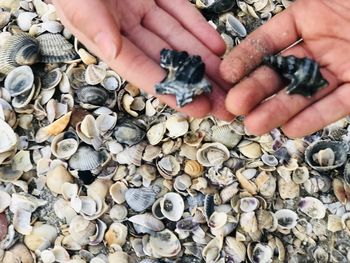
[109, 181, 128, 204]
[129, 213, 165, 233]
[109, 204, 128, 222]
[51, 131, 79, 160]
[116, 142, 146, 166]
[104, 222, 127, 247]
[41, 250, 55, 263]
[68, 145, 104, 171]
[197, 142, 230, 167]
[125, 186, 159, 212]
[174, 174, 192, 193]
[209, 124, 242, 149]
[235, 168, 257, 195]
[0, 116, 16, 151]
[41, 20, 63, 33]
[69, 215, 96, 246]
[46, 165, 73, 194]
[78, 48, 97, 65]
[5, 65, 34, 97]
[238, 140, 262, 159]
[248, 243, 273, 263]
[85, 64, 106, 85]
[274, 209, 298, 230]
[147, 122, 166, 145]
[240, 212, 258, 233]
[17, 12, 37, 31]
[149, 229, 181, 258]
[53, 198, 77, 223]
[225, 237, 246, 262]
[95, 113, 117, 132]
[0, 190, 11, 213]
[12, 150, 32, 172]
[226, 14, 247, 37]
[61, 182, 78, 200]
[292, 166, 309, 184]
[239, 197, 260, 212]
[208, 211, 227, 229]
[156, 155, 181, 179]
[165, 114, 189, 138]
[202, 236, 223, 263]
[298, 197, 326, 219]
[108, 251, 130, 263]
[24, 223, 57, 251]
[160, 192, 184, 221]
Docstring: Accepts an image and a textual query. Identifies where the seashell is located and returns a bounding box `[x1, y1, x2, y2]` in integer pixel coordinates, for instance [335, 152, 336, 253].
[239, 197, 260, 213]
[149, 229, 181, 258]
[125, 186, 159, 212]
[247, 243, 273, 263]
[156, 155, 181, 179]
[46, 165, 73, 194]
[183, 130, 205, 147]
[0, 33, 39, 74]
[41, 68, 62, 90]
[85, 64, 107, 85]
[95, 113, 117, 132]
[69, 215, 96, 246]
[235, 168, 257, 195]
[204, 194, 215, 220]
[78, 48, 97, 65]
[0, 190, 11, 213]
[298, 197, 326, 219]
[305, 140, 347, 172]
[68, 145, 104, 171]
[114, 119, 146, 146]
[208, 211, 227, 229]
[238, 140, 262, 159]
[23, 223, 57, 251]
[292, 166, 309, 184]
[155, 49, 212, 107]
[2, 243, 34, 263]
[263, 55, 328, 97]
[196, 0, 235, 13]
[147, 122, 166, 145]
[0, 118, 17, 153]
[36, 33, 77, 63]
[225, 237, 246, 263]
[274, 209, 298, 230]
[128, 213, 165, 233]
[109, 181, 128, 204]
[104, 222, 128, 247]
[261, 153, 278, 167]
[11, 83, 36, 109]
[160, 192, 184, 221]
[176, 217, 199, 232]
[165, 114, 189, 138]
[0, 11, 10, 29]
[51, 131, 79, 160]
[41, 111, 72, 137]
[209, 124, 242, 149]
[197, 142, 230, 167]
[206, 166, 235, 187]
[116, 141, 146, 166]
[4, 65, 34, 97]
[184, 160, 204, 178]
[253, 0, 269, 11]
[0, 165, 23, 182]
[109, 204, 128, 222]
[17, 12, 37, 31]
[77, 85, 114, 109]
[226, 14, 247, 38]
[278, 176, 299, 199]
[220, 182, 239, 203]
[202, 236, 223, 263]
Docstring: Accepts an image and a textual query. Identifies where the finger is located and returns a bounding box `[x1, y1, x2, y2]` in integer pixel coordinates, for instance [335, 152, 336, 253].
[155, 0, 226, 56]
[106, 36, 211, 118]
[142, 6, 230, 90]
[220, 7, 299, 84]
[52, 0, 121, 61]
[244, 69, 339, 136]
[125, 24, 232, 120]
[225, 44, 310, 116]
[282, 83, 350, 138]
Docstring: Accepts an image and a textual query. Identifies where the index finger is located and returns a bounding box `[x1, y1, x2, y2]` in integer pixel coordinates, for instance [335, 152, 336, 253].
[220, 5, 299, 84]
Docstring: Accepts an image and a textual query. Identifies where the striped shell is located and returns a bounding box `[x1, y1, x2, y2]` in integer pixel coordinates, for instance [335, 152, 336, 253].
[68, 145, 104, 171]
[0, 33, 39, 74]
[36, 33, 77, 63]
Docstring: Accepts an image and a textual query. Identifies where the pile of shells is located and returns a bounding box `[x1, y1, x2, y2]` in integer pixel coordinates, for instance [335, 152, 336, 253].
[2, 0, 350, 263]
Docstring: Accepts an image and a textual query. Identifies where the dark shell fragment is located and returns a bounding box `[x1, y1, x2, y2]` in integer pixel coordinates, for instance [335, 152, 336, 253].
[263, 55, 328, 97]
[155, 49, 212, 107]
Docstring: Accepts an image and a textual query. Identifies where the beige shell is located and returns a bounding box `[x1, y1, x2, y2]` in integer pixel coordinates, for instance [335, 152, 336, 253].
[156, 155, 181, 179]
[108, 251, 130, 263]
[128, 213, 165, 232]
[2, 243, 34, 263]
[237, 140, 262, 159]
[235, 168, 257, 195]
[85, 64, 106, 85]
[0, 118, 17, 153]
[165, 114, 189, 138]
[208, 211, 227, 229]
[109, 204, 128, 222]
[197, 142, 230, 167]
[41, 111, 72, 137]
[160, 192, 184, 221]
[209, 124, 242, 149]
[274, 209, 298, 230]
[147, 122, 166, 145]
[109, 181, 128, 204]
[298, 197, 326, 219]
[78, 48, 97, 65]
[149, 229, 181, 258]
[51, 131, 79, 160]
[104, 222, 128, 247]
[184, 160, 204, 178]
[225, 237, 246, 262]
[24, 223, 57, 251]
[46, 165, 73, 194]
[69, 215, 96, 246]
[202, 236, 223, 262]
[0, 189, 11, 213]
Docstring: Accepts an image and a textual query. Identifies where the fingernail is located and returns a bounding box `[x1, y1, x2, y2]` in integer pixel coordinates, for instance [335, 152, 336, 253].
[94, 31, 117, 60]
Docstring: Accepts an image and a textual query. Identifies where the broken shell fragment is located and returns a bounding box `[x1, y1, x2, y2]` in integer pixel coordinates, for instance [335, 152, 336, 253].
[128, 213, 164, 233]
[46, 165, 73, 194]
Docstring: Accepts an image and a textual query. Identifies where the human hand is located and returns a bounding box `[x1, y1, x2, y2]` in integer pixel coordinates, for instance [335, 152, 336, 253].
[52, 0, 233, 120]
[220, 0, 350, 137]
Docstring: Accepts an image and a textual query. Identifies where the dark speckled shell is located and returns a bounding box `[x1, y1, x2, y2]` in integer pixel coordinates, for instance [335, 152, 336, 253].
[263, 55, 328, 97]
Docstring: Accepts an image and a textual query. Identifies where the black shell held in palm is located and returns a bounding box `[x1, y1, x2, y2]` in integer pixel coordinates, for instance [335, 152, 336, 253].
[263, 55, 329, 97]
[155, 49, 212, 107]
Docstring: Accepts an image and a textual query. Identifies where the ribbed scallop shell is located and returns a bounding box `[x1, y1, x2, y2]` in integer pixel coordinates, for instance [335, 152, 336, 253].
[0, 33, 39, 74]
[125, 187, 158, 212]
[36, 33, 77, 63]
[68, 145, 103, 171]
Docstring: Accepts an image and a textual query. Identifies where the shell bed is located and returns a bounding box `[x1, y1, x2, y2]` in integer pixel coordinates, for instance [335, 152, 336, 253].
[1, 0, 350, 263]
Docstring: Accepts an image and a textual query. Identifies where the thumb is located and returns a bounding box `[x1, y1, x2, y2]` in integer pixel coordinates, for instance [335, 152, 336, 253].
[52, 0, 121, 61]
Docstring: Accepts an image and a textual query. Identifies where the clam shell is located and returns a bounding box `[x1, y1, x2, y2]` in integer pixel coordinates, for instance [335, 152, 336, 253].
[147, 122, 166, 145]
[0, 33, 39, 74]
[104, 222, 127, 247]
[149, 229, 181, 258]
[17, 11, 37, 31]
[165, 114, 189, 138]
[68, 145, 104, 171]
[225, 237, 246, 262]
[116, 142, 146, 166]
[305, 140, 348, 172]
[247, 243, 273, 263]
[0, 165, 23, 182]
[274, 209, 298, 230]
[85, 64, 107, 85]
[156, 155, 181, 179]
[4, 65, 34, 97]
[36, 33, 77, 63]
[110, 204, 128, 222]
[69, 215, 96, 246]
[41, 111, 72, 137]
[239, 197, 260, 213]
[114, 120, 146, 146]
[0, 190, 11, 213]
[209, 124, 242, 148]
[226, 14, 247, 37]
[0, 118, 17, 153]
[238, 140, 262, 159]
[202, 236, 223, 262]
[77, 85, 112, 109]
[197, 142, 230, 167]
[51, 131, 79, 160]
[298, 197, 326, 219]
[46, 165, 73, 194]
[41, 68, 62, 90]
[160, 192, 184, 221]
[128, 213, 165, 232]
[23, 223, 57, 251]
[109, 181, 128, 204]
[208, 211, 227, 229]
[125, 187, 158, 212]
[184, 160, 204, 178]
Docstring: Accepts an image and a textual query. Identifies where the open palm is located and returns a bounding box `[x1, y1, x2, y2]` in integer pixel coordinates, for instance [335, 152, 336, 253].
[220, 0, 350, 137]
[52, 0, 233, 120]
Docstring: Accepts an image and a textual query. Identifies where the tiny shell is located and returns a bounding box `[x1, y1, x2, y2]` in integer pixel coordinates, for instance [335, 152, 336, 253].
[160, 192, 184, 221]
[42, 111, 72, 136]
[109, 181, 128, 204]
[0, 190, 11, 213]
[68, 145, 104, 171]
[274, 209, 298, 230]
[24, 223, 57, 251]
[128, 213, 165, 232]
[147, 122, 166, 145]
[184, 160, 204, 178]
[202, 236, 223, 262]
[104, 222, 128, 247]
[165, 114, 189, 138]
[298, 197, 326, 219]
[0, 118, 17, 153]
[197, 142, 230, 167]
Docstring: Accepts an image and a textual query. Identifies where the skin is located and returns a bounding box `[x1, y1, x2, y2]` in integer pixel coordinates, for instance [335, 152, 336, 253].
[220, 0, 350, 138]
[51, 0, 233, 120]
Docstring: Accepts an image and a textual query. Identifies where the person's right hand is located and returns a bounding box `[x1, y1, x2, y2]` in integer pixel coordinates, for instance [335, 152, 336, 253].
[52, 0, 233, 120]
